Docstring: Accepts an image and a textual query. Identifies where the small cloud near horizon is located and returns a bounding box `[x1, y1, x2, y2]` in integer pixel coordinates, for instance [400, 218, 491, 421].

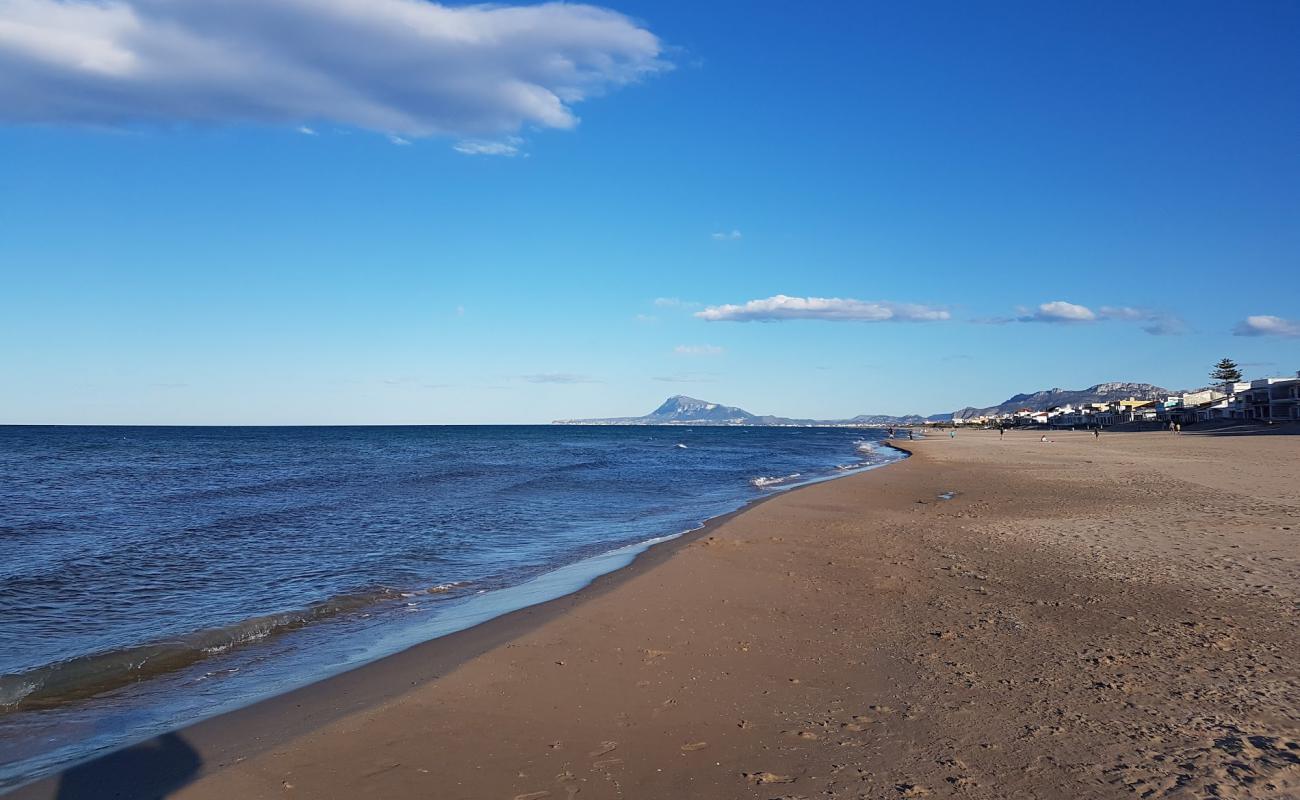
[1234, 315, 1300, 338]
[696, 295, 949, 323]
[653, 372, 717, 383]
[1008, 300, 1186, 335]
[673, 344, 724, 356]
[520, 372, 601, 384]
[710, 229, 742, 241]
[653, 297, 700, 309]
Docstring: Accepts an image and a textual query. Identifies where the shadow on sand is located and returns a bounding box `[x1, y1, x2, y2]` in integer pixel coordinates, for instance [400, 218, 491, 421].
[54, 734, 201, 800]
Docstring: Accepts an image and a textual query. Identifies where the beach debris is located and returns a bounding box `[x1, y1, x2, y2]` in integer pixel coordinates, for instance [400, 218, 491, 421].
[744, 771, 796, 785]
[680, 741, 708, 751]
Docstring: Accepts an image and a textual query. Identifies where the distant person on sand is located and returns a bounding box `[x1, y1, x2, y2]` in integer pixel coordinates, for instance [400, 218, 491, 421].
[949, 430, 955, 439]
[1093, 428, 1100, 440]
[1040, 434, 1049, 443]
[999, 428, 1005, 440]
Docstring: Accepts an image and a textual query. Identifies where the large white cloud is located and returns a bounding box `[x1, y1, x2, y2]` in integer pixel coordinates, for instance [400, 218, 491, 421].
[0, 0, 664, 142]
[695, 295, 950, 323]
[1234, 315, 1300, 338]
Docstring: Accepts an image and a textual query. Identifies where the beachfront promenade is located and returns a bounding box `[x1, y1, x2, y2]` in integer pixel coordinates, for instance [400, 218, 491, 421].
[13, 430, 1299, 799]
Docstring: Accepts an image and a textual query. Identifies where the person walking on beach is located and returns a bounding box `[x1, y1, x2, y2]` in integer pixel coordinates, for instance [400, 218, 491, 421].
[1093, 428, 1100, 441]
[949, 429, 955, 439]
[999, 427, 1005, 440]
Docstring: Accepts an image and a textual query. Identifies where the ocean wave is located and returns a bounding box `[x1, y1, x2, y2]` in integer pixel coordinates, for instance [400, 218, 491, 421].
[0, 586, 410, 714]
[425, 580, 473, 595]
[749, 473, 802, 489]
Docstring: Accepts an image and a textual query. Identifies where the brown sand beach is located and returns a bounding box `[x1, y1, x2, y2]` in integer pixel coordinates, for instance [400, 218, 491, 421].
[13, 429, 1299, 799]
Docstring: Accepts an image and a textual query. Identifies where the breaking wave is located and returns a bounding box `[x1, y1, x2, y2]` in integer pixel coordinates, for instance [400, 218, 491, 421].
[749, 473, 802, 489]
[0, 585, 444, 713]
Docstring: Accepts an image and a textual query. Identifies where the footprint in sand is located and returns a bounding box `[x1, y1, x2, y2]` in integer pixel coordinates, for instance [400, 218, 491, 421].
[641, 649, 671, 665]
[744, 772, 795, 785]
[680, 742, 708, 752]
[587, 742, 617, 758]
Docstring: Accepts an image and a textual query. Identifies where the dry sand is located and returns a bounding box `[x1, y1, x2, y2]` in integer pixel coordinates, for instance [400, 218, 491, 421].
[15, 429, 1299, 799]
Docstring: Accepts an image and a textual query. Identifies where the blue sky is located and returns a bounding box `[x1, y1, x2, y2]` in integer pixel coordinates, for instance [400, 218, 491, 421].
[1, 0, 1297, 424]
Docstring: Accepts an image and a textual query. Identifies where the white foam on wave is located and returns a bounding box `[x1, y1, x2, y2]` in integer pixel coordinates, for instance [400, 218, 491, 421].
[749, 473, 802, 489]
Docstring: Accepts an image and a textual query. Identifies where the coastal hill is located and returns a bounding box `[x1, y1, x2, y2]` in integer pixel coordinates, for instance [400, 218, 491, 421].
[556, 383, 1179, 426]
[949, 382, 1173, 420]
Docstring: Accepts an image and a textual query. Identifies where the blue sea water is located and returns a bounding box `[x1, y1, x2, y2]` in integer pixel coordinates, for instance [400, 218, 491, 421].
[0, 424, 903, 790]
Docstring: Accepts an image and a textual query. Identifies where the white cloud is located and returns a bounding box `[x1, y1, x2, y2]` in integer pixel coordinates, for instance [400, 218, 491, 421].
[710, 229, 742, 241]
[453, 136, 523, 157]
[1020, 300, 1096, 323]
[388, 135, 411, 146]
[1234, 315, 1300, 338]
[1013, 301, 1185, 335]
[0, 0, 666, 143]
[695, 294, 950, 323]
[296, 125, 317, 136]
[674, 344, 724, 356]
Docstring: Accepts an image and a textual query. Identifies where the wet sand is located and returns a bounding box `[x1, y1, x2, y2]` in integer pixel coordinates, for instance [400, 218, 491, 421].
[14, 429, 1299, 799]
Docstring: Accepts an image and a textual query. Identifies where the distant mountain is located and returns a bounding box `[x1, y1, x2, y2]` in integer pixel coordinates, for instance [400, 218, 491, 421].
[555, 395, 760, 425]
[645, 395, 760, 423]
[950, 382, 1173, 420]
[554, 395, 940, 426]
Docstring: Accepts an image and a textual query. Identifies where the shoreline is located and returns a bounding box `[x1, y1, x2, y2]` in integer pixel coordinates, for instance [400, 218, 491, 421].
[11, 430, 1299, 799]
[5, 442, 912, 797]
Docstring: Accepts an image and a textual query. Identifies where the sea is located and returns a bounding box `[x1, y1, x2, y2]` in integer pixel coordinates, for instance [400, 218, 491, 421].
[0, 424, 905, 790]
